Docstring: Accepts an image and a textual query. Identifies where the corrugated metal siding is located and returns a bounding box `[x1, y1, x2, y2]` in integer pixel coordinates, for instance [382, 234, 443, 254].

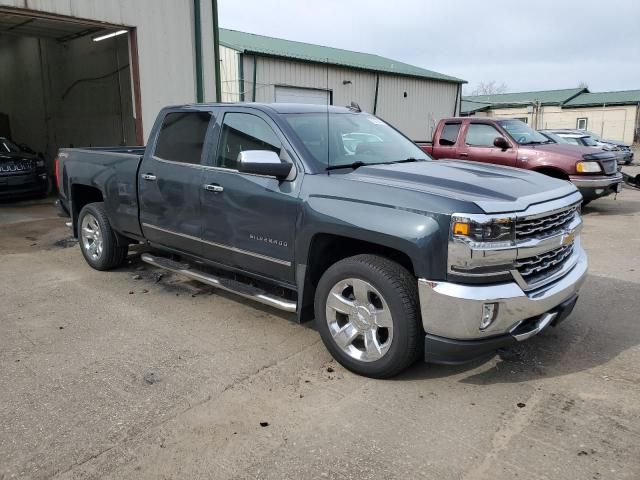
[245, 55, 377, 111]
[0, 0, 215, 141]
[219, 45, 240, 102]
[237, 54, 457, 138]
[376, 75, 458, 140]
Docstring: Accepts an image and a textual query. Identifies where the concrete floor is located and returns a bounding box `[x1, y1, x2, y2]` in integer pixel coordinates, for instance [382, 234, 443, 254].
[1, 174, 639, 480]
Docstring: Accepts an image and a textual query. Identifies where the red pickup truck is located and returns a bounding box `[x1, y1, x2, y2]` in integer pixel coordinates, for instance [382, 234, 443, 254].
[416, 118, 623, 204]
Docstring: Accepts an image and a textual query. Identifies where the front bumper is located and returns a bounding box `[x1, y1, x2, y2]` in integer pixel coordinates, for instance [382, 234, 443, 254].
[0, 172, 48, 198]
[418, 245, 588, 364]
[570, 173, 623, 201]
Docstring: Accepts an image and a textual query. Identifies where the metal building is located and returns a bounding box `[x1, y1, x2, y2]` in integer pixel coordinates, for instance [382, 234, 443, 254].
[462, 88, 640, 144]
[0, 0, 218, 161]
[218, 29, 465, 140]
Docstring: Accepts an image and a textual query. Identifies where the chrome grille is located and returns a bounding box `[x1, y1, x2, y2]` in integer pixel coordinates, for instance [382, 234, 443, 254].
[515, 244, 574, 286]
[0, 159, 35, 173]
[516, 205, 578, 240]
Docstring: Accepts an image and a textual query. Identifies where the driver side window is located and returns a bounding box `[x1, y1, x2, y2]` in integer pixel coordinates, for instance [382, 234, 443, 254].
[465, 124, 501, 147]
[216, 113, 282, 170]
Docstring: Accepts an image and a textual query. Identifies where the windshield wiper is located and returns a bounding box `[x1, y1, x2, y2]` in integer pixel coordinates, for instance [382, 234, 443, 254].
[326, 161, 368, 171]
[326, 158, 423, 171]
[387, 157, 423, 164]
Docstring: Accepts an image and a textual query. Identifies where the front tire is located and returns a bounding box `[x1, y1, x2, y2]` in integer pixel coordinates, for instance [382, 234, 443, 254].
[314, 254, 422, 378]
[78, 202, 128, 270]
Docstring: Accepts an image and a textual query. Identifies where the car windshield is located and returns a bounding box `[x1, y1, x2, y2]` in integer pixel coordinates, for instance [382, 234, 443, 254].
[283, 112, 429, 168]
[581, 136, 599, 147]
[498, 120, 550, 145]
[0, 138, 21, 153]
[540, 132, 567, 144]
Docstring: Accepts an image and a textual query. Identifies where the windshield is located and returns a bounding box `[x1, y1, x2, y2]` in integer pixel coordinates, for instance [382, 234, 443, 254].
[0, 138, 20, 153]
[581, 136, 599, 146]
[498, 120, 550, 145]
[283, 112, 429, 168]
[540, 132, 567, 144]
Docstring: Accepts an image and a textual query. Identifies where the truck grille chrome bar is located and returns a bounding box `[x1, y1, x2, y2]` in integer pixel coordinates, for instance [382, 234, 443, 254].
[515, 204, 579, 240]
[513, 244, 575, 290]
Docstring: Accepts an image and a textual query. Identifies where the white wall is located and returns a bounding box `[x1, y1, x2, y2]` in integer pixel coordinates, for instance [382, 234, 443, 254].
[228, 54, 459, 140]
[482, 105, 639, 143]
[0, 0, 217, 141]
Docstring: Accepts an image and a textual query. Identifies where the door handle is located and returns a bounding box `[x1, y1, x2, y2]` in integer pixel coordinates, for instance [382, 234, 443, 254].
[459, 153, 468, 157]
[204, 184, 224, 193]
[142, 173, 157, 181]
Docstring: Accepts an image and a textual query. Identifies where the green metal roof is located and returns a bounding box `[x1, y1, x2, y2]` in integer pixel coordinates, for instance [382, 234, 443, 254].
[461, 99, 492, 114]
[219, 28, 465, 84]
[462, 88, 586, 108]
[563, 90, 640, 107]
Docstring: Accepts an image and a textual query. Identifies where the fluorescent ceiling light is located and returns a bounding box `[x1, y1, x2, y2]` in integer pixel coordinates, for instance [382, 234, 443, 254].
[93, 29, 128, 42]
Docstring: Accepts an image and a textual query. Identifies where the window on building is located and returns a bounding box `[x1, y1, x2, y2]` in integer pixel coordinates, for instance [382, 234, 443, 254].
[439, 123, 461, 146]
[154, 112, 212, 164]
[465, 123, 502, 147]
[576, 118, 588, 130]
[216, 113, 282, 170]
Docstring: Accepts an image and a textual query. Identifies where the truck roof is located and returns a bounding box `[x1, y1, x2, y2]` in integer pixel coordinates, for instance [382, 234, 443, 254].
[176, 102, 360, 114]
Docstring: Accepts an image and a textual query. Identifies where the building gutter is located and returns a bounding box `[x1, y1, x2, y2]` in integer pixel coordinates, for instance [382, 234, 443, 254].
[252, 55, 257, 102]
[193, 0, 204, 102]
[238, 52, 245, 102]
[211, 0, 222, 102]
[373, 74, 379, 115]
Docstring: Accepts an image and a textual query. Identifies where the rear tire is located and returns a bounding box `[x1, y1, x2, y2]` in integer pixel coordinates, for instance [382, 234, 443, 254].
[314, 254, 422, 378]
[78, 202, 128, 270]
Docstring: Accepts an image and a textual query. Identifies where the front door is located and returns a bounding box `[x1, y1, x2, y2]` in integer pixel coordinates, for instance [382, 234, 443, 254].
[458, 122, 517, 167]
[138, 110, 213, 255]
[199, 109, 300, 284]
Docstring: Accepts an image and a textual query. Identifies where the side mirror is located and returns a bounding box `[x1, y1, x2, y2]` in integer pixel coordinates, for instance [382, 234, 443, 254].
[493, 137, 510, 150]
[237, 150, 292, 179]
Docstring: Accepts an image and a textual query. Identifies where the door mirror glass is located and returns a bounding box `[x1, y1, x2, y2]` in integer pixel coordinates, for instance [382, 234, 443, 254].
[237, 150, 292, 179]
[493, 136, 510, 150]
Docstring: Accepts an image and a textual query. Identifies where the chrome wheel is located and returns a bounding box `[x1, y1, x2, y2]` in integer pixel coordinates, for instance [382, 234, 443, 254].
[81, 213, 103, 260]
[325, 278, 393, 362]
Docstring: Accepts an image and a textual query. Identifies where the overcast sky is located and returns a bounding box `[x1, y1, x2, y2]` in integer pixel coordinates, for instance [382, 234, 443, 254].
[219, 0, 640, 95]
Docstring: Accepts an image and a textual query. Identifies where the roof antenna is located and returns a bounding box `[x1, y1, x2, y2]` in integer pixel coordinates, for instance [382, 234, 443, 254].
[347, 101, 361, 112]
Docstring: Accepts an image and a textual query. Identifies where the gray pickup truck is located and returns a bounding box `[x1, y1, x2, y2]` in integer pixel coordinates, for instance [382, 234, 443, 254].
[56, 103, 588, 378]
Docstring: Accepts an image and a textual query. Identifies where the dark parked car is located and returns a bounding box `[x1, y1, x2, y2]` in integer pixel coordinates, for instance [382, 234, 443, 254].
[0, 137, 49, 199]
[57, 103, 587, 378]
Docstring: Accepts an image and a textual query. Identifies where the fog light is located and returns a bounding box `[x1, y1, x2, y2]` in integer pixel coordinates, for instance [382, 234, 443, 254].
[480, 303, 498, 330]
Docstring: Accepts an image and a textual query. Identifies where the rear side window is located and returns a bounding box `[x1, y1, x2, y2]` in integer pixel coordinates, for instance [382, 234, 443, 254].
[216, 113, 282, 169]
[154, 112, 212, 164]
[465, 123, 501, 147]
[439, 123, 461, 146]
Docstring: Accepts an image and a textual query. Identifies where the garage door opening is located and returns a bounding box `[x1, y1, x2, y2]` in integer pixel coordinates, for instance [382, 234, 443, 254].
[275, 86, 331, 105]
[0, 9, 142, 189]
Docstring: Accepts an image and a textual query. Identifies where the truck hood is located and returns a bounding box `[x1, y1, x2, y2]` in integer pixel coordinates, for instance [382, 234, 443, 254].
[346, 160, 577, 214]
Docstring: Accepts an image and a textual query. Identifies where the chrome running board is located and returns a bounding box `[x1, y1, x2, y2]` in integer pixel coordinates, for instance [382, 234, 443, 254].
[140, 253, 297, 313]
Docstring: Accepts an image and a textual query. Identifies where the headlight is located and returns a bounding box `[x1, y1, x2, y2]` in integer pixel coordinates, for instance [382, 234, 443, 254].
[576, 161, 602, 173]
[451, 216, 514, 243]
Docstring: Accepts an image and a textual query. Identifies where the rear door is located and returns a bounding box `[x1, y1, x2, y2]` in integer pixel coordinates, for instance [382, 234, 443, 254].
[432, 121, 462, 159]
[457, 122, 517, 167]
[138, 109, 214, 255]
[199, 108, 300, 284]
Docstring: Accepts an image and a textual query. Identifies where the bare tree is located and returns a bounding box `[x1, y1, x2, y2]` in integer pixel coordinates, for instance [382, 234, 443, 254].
[577, 81, 589, 89]
[468, 81, 508, 96]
